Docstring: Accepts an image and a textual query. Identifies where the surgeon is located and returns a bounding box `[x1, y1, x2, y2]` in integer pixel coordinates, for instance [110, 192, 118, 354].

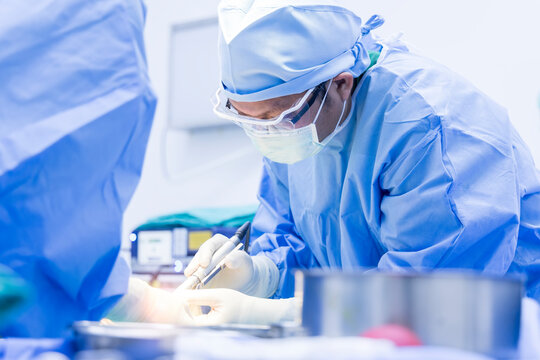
[0, 0, 192, 340]
[182, 0, 540, 324]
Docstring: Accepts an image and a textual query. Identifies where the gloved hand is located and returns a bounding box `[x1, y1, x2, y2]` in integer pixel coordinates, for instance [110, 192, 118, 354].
[181, 288, 301, 326]
[106, 277, 192, 324]
[183, 234, 279, 298]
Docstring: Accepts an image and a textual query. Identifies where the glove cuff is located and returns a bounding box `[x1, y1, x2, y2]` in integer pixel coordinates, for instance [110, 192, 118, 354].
[240, 255, 279, 298]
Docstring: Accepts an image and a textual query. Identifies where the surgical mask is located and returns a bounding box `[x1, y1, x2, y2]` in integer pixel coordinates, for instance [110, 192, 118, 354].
[244, 96, 348, 164]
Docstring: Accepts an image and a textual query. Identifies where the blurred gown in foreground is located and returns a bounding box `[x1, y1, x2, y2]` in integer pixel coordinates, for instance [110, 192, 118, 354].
[0, 0, 156, 336]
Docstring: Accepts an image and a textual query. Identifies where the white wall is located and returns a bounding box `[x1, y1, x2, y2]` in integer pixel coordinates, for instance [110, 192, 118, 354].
[122, 0, 540, 246]
[121, 0, 262, 249]
[344, 0, 540, 159]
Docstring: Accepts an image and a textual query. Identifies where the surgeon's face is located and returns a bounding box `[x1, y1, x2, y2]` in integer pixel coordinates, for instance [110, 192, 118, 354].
[229, 72, 354, 142]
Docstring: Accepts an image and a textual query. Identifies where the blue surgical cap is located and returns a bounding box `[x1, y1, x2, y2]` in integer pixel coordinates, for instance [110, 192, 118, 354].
[218, 0, 381, 102]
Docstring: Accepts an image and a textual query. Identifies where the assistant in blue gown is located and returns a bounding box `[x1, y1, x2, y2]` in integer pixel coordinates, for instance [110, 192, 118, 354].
[0, 0, 156, 336]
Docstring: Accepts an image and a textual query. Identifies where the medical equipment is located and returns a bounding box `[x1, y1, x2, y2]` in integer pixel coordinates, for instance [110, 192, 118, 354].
[130, 206, 256, 277]
[130, 226, 238, 276]
[72, 321, 300, 359]
[301, 270, 523, 358]
[177, 222, 251, 290]
[198, 243, 244, 287]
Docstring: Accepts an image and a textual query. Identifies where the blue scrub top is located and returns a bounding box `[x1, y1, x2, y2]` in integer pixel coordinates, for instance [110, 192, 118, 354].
[0, 0, 156, 336]
[250, 38, 540, 300]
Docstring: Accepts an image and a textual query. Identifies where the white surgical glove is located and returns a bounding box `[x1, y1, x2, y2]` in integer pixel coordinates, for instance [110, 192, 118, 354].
[183, 234, 279, 298]
[106, 277, 192, 324]
[181, 288, 301, 326]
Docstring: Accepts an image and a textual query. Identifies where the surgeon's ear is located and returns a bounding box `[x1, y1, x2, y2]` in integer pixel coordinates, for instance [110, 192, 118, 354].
[333, 72, 354, 102]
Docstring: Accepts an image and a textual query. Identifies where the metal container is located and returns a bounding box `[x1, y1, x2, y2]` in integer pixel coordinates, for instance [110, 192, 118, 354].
[73, 321, 181, 359]
[73, 321, 303, 359]
[301, 270, 523, 358]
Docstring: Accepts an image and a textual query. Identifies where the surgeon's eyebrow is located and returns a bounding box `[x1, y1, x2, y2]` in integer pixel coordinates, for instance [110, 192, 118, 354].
[262, 95, 308, 118]
[250, 107, 284, 119]
[230, 95, 303, 119]
[233, 106, 278, 119]
[258, 104, 291, 119]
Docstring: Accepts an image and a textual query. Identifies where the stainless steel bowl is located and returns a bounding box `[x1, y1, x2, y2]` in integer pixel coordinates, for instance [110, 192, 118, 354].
[301, 270, 523, 358]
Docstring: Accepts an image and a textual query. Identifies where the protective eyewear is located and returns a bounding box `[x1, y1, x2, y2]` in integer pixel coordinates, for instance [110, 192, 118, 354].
[212, 84, 325, 130]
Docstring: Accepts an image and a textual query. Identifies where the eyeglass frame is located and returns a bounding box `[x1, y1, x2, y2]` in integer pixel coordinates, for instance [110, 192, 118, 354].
[212, 82, 328, 129]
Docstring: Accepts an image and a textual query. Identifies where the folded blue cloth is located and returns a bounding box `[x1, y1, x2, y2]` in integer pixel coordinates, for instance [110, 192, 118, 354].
[136, 205, 258, 230]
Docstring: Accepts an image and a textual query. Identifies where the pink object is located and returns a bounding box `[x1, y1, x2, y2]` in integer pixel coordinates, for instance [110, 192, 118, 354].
[360, 324, 423, 346]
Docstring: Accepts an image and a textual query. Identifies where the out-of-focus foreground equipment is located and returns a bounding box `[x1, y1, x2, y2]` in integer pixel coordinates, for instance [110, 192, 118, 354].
[301, 270, 523, 358]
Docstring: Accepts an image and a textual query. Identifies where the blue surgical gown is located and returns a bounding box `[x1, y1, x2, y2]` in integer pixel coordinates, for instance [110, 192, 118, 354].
[250, 38, 540, 300]
[0, 0, 155, 336]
